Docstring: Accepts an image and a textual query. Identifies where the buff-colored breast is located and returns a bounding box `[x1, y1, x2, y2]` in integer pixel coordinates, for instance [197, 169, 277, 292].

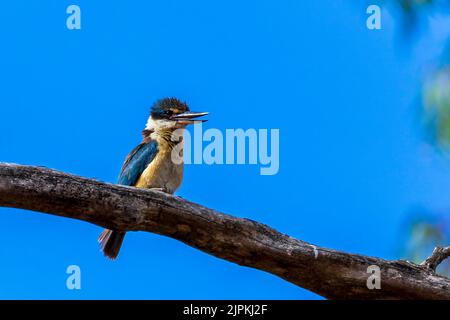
[135, 146, 183, 194]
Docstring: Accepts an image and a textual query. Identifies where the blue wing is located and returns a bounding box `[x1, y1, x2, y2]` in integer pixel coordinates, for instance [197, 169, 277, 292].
[118, 140, 158, 186]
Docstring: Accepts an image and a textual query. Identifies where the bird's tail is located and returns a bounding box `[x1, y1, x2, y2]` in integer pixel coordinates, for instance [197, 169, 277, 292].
[98, 229, 126, 259]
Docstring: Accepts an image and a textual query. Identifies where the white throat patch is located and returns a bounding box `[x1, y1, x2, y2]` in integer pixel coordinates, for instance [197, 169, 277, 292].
[145, 117, 185, 142]
[145, 117, 178, 131]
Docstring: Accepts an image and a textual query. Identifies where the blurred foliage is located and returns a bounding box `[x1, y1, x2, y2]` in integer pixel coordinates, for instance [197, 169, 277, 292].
[423, 66, 450, 150]
[396, 0, 436, 35]
[387, 0, 450, 274]
[401, 210, 449, 274]
[392, 0, 450, 151]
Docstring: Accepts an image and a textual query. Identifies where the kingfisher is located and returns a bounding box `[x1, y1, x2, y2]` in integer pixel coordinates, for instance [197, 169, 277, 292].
[98, 97, 208, 259]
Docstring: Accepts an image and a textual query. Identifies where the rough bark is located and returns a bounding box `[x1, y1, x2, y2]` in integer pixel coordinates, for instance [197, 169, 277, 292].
[0, 163, 449, 299]
[421, 246, 450, 271]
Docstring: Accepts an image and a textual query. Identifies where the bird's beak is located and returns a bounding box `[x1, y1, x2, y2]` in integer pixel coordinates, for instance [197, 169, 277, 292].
[170, 111, 209, 124]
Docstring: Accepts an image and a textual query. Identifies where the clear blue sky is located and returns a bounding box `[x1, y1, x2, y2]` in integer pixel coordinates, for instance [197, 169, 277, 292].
[1, 1, 450, 299]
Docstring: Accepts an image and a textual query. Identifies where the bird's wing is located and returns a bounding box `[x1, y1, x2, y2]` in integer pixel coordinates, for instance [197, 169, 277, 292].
[118, 140, 159, 186]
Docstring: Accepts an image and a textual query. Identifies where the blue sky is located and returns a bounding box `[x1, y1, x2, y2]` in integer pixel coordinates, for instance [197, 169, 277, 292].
[1, 0, 450, 299]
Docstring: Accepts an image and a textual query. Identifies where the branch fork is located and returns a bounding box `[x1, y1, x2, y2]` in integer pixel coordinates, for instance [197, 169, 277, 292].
[421, 246, 450, 271]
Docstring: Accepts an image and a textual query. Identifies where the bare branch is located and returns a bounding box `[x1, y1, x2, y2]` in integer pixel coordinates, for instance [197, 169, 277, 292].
[0, 162, 449, 299]
[421, 246, 450, 271]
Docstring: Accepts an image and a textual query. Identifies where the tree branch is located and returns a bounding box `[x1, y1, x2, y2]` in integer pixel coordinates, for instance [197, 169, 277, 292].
[0, 162, 449, 299]
[421, 246, 450, 271]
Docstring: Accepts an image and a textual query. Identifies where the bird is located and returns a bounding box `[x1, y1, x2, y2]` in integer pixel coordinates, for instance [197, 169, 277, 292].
[98, 97, 208, 259]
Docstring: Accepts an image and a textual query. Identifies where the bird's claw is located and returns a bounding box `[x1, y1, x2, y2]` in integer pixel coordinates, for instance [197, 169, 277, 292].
[151, 187, 169, 193]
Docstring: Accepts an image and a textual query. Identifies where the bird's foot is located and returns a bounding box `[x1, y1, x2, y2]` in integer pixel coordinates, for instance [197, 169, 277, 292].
[150, 187, 169, 193]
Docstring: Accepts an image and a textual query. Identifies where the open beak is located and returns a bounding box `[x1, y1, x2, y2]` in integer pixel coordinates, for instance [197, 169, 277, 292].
[170, 111, 209, 124]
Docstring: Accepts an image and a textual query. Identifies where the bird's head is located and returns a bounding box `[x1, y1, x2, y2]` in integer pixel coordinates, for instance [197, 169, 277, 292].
[144, 98, 208, 134]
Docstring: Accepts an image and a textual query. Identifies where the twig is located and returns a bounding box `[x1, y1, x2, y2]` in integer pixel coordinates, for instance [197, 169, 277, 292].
[421, 246, 450, 271]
